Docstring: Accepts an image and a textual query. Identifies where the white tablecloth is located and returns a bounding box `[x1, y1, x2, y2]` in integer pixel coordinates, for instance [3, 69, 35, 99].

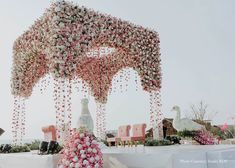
[0, 152, 60, 168]
[0, 145, 235, 168]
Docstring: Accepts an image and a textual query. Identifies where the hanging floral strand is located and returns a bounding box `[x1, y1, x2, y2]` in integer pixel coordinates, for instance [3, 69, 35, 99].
[66, 79, 72, 135]
[119, 70, 123, 93]
[149, 91, 155, 133]
[134, 71, 139, 91]
[12, 97, 19, 145]
[156, 90, 163, 138]
[53, 78, 62, 140]
[124, 69, 131, 92]
[19, 98, 26, 145]
[60, 79, 68, 142]
[95, 103, 101, 138]
[12, 97, 26, 145]
[39, 78, 46, 94]
[73, 77, 80, 93]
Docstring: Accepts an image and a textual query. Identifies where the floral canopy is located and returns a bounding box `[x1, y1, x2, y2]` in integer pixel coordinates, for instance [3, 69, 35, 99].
[11, 0, 163, 143]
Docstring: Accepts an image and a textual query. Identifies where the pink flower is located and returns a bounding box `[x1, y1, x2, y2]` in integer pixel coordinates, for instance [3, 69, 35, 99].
[58, 132, 103, 168]
[221, 123, 228, 132]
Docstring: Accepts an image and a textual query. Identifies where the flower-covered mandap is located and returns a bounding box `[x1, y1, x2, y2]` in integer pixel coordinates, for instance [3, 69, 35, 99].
[11, 0, 163, 143]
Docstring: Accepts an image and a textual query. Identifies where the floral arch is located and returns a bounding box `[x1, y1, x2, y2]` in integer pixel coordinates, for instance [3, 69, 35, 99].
[11, 0, 163, 144]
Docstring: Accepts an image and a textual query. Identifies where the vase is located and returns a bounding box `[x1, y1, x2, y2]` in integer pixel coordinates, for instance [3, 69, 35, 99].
[77, 98, 94, 133]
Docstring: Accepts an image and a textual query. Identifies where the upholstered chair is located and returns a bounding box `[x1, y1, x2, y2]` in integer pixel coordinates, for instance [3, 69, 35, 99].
[107, 125, 131, 147]
[122, 123, 147, 147]
[42, 125, 57, 141]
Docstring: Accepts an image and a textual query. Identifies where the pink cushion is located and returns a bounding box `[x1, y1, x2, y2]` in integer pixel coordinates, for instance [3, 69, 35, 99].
[121, 136, 145, 141]
[130, 136, 145, 141]
[118, 125, 131, 137]
[132, 123, 146, 138]
[120, 136, 131, 141]
[107, 137, 121, 142]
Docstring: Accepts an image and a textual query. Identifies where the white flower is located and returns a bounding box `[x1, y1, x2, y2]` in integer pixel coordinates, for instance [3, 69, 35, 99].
[69, 143, 73, 148]
[83, 159, 88, 165]
[85, 136, 90, 142]
[72, 156, 78, 162]
[65, 161, 70, 166]
[65, 149, 69, 154]
[77, 144, 82, 149]
[89, 157, 95, 163]
[92, 149, 97, 153]
[94, 163, 99, 168]
[81, 154, 86, 158]
[92, 140, 97, 144]
[54, 6, 61, 12]
[59, 22, 65, 28]
[69, 163, 74, 168]
[88, 147, 92, 152]
[86, 142, 90, 146]
[95, 156, 100, 161]
[80, 133, 84, 138]
[52, 15, 59, 21]
[75, 139, 80, 143]
[75, 163, 80, 168]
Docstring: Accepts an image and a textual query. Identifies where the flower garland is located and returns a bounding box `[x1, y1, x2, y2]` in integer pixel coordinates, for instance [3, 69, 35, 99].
[12, 97, 26, 145]
[53, 78, 73, 141]
[58, 131, 103, 168]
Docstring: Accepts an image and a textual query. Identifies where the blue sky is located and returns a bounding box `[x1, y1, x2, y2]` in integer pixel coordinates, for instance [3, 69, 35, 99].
[0, 0, 235, 140]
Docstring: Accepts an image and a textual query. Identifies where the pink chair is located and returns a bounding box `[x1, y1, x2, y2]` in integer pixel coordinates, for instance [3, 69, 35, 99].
[42, 125, 57, 141]
[107, 125, 131, 147]
[122, 123, 147, 147]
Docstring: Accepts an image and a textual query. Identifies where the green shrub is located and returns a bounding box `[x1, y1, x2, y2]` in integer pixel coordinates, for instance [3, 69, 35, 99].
[177, 130, 197, 138]
[210, 127, 225, 139]
[144, 139, 172, 146]
[10, 145, 30, 153]
[25, 140, 41, 150]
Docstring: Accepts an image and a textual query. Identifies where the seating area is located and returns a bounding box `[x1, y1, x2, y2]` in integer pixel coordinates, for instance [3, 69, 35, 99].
[107, 123, 147, 147]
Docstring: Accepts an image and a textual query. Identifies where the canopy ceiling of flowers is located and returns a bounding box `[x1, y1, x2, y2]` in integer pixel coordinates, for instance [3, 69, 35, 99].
[11, 0, 163, 143]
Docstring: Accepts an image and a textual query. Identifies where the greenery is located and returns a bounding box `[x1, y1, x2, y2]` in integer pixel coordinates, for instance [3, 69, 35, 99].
[25, 140, 41, 150]
[166, 135, 181, 144]
[144, 138, 172, 146]
[177, 130, 197, 138]
[210, 127, 225, 139]
[0, 140, 63, 154]
[224, 127, 235, 139]
[10, 145, 30, 153]
[0, 144, 30, 153]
